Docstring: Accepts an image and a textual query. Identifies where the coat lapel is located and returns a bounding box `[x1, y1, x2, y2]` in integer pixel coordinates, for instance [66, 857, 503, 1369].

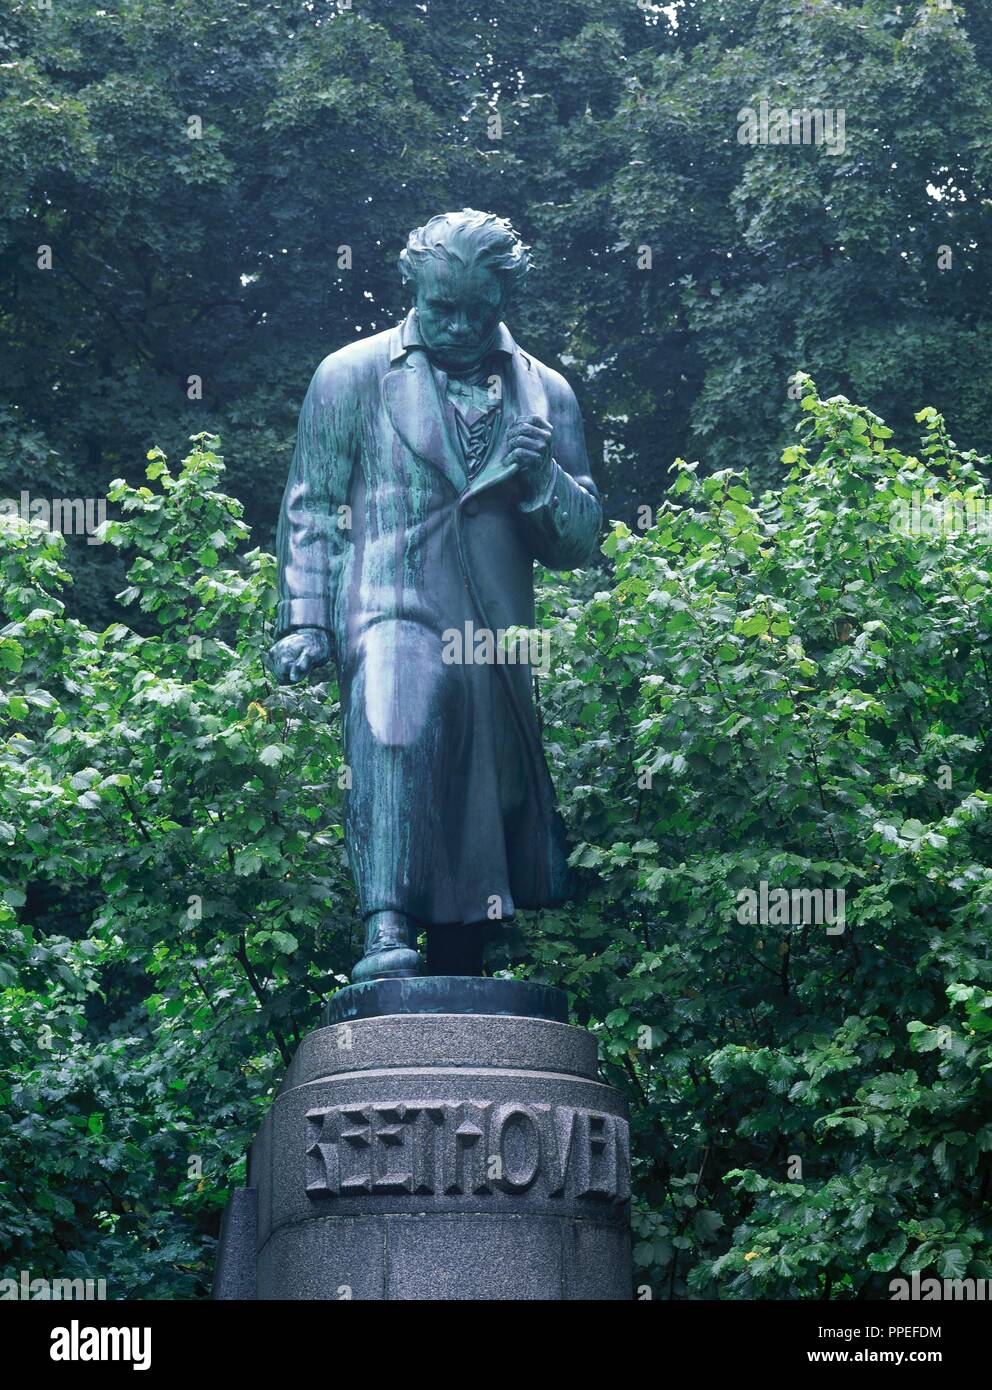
[381, 346, 466, 495]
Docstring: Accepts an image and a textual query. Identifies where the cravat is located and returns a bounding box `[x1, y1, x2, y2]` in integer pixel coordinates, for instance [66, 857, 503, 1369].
[443, 366, 502, 479]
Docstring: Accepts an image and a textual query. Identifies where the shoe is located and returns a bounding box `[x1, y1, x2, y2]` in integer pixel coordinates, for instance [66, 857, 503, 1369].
[351, 911, 420, 983]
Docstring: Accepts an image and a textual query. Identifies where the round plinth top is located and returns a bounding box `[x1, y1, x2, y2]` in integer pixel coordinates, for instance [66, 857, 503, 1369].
[323, 975, 569, 1026]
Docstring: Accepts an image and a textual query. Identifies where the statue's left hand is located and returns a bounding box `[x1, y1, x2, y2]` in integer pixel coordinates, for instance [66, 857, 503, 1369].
[505, 415, 554, 499]
[266, 628, 332, 685]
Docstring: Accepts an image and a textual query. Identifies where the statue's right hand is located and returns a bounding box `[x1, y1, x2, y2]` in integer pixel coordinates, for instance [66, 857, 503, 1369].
[266, 628, 332, 685]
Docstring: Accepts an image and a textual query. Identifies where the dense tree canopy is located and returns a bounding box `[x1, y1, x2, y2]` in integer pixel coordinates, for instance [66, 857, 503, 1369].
[3, 0, 992, 1300]
[2, 0, 991, 618]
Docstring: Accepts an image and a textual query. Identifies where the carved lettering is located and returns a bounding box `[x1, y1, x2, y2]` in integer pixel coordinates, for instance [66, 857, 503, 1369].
[441, 1102, 492, 1195]
[370, 1105, 413, 1194]
[305, 1101, 629, 1203]
[491, 1104, 541, 1193]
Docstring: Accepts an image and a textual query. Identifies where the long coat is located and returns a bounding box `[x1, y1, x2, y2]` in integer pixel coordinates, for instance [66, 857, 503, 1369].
[275, 311, 602, 928]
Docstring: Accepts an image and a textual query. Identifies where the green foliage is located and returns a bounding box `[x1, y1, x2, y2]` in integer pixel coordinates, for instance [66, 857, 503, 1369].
[4, 0, 992, 623]
[1, 436, 354, 1296]
[533, 378, 992, 1297]
[3, 383, 992, 1296]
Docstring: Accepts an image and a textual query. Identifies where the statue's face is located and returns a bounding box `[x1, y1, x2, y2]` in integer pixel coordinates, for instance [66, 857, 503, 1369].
[411, 259, 504, 371]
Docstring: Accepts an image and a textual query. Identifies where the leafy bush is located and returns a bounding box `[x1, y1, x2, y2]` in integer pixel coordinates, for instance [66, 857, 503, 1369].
[1, 437, 353, 1297]
[535, 377, 992, 1296]
[2, 384, 992, 1297]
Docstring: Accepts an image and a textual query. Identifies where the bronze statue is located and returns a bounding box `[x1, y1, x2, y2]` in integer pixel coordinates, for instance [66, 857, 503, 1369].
[268, 210, 601, 982]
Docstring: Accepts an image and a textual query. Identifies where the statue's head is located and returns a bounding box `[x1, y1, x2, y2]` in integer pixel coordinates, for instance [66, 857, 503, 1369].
[399, 209, 530, 371]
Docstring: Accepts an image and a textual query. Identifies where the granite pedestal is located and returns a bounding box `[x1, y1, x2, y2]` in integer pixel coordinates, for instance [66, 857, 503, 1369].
[213, 979, 632, 1300]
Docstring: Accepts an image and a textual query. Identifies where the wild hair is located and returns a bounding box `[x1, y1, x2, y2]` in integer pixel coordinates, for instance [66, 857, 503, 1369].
[398, 209, 531, 296]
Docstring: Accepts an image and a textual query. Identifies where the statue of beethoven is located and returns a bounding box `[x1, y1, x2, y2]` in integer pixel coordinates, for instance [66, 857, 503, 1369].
[268, 210, 601, 983]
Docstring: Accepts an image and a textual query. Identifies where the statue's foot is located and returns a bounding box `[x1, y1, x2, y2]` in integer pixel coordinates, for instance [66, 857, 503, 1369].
[351, 946, 421, 983]
[351, 910, 420, 984]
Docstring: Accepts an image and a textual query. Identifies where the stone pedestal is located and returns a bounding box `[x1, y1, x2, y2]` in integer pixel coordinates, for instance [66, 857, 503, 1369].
[213, 982, 632, 1301]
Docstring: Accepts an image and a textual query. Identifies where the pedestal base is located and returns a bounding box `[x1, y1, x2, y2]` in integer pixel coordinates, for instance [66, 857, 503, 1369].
[214, 990, 632, 1301]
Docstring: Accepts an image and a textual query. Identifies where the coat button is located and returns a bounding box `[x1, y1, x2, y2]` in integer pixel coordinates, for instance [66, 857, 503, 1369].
[463, 499, 480, 517]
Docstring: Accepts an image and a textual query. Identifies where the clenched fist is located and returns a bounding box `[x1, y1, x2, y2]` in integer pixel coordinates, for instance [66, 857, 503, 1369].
[505, 415, 554, 500]
[266, 627, 332, 685]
